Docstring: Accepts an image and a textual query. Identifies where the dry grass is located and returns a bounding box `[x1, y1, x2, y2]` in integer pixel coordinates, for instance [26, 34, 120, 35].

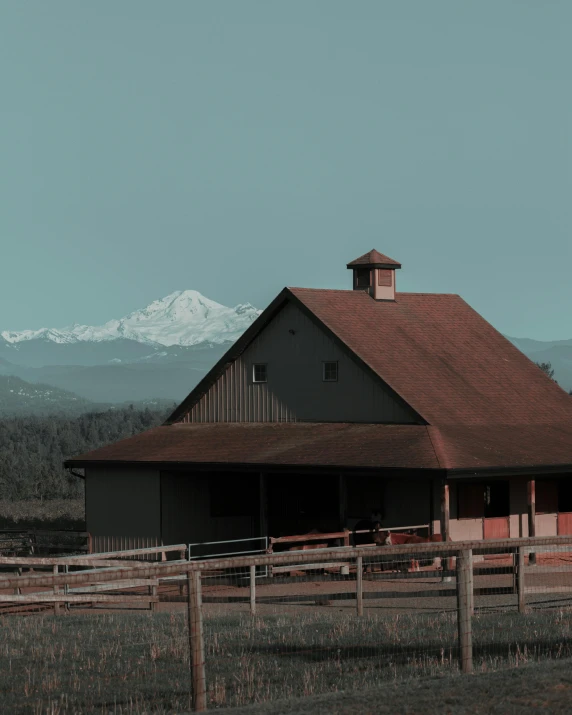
[0, 606, 571, 713]
[0, 500, 84, 530]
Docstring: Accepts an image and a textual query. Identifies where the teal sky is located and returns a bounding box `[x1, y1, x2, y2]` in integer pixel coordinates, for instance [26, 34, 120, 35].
[1, 1, 570, 340]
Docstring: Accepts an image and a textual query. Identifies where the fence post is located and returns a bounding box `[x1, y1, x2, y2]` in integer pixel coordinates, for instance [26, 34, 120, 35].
[250, 565, 256, 615]
[456, 549, 473, 674]
[187, 570, 207, 712]
[53, 565, 60, 615]
[64, 564, 70, 612]
[517, 546, 526, 614]
[356, 556, 363, 617]
[467, 549, 474, 616]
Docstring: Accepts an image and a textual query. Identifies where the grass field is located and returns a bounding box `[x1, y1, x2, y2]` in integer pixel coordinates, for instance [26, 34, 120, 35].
[224, 658, 572, 714]
[0, 499, 84, 530]
[1, 606, 571, 713]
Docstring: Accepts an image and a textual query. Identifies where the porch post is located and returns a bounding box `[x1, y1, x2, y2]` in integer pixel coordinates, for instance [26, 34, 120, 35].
[441, 481, 450, 541]
[441, 481, 452, 577]
[259, 472, 268, 539]
[527, 479, 536, 565]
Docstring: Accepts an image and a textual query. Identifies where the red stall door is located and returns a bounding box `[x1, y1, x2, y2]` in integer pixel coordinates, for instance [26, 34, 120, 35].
[483, 517, 510, 540]
[558, 513, 572, 535]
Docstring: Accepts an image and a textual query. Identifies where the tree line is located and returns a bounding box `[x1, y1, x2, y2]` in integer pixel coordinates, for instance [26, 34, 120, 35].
[0, 405, 173, 501]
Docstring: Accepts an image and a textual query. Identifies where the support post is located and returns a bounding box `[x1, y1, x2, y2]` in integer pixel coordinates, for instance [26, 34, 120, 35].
[53, 565, 60, 615]
[356, 556, 363, 617]
[517, 546, 526, 613]
[250, 565, 256, 615]
[187, 571, 207, 712]
[441, 482, 453, 577]
[456, 549, 473, 674]
[527, 480, 536, 565]
[151, 582, 158, 612]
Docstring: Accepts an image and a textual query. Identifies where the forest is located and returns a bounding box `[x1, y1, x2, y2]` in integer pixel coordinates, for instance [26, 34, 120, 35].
[0, 405, 174, 502]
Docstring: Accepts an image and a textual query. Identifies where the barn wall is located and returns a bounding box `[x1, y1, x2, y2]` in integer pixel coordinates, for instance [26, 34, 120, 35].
[161, 472, 258, 552]
[181, 301, 418, 424]
[85, 467, 161, 552]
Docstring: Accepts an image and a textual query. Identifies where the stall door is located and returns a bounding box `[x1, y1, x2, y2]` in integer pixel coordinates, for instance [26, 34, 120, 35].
[458, 481, 510, 539]
[483, 482, 510, 539]
[558, 479, 572, 534]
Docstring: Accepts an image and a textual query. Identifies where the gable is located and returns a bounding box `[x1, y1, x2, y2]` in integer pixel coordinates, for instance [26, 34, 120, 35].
[176, 301, 420, 424]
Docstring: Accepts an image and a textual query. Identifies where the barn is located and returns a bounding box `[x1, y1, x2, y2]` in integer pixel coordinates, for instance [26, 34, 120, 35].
[65, 250, 572, 554]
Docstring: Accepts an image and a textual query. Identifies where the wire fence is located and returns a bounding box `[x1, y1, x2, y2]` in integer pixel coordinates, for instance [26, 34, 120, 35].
[1, 536, 572, 712]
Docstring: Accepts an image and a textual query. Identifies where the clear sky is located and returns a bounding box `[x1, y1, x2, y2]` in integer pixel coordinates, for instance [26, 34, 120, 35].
[1, 1, 570, 340]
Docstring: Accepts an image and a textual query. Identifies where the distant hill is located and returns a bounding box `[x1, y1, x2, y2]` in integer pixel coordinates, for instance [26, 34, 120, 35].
[0, 375, 176, 417]
[0, 375, 94, 416]
[505, 336, 572, 392]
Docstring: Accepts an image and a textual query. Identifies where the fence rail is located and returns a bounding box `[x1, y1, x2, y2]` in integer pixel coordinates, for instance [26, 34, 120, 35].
[1, 534, 572, 711]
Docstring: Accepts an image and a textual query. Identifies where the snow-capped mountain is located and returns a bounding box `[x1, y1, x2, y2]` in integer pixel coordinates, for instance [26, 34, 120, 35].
[1, 290, 262, 348]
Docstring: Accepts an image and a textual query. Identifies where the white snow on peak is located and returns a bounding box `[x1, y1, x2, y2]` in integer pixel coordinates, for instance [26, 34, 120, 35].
[1, 290, 262, 347]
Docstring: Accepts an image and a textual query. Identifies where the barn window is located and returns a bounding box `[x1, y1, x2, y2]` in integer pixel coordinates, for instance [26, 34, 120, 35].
[355, 268, 371, 288]
[252, 363, 267, 383]
[378, 269, 393, 287]
[323, 361, 338, 382]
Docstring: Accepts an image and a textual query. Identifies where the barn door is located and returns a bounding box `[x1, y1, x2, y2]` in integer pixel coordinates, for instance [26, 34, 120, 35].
[483, 482, 510, 539]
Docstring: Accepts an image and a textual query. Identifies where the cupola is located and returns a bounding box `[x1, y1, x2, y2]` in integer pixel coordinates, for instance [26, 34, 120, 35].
[347, 249, 401, 301]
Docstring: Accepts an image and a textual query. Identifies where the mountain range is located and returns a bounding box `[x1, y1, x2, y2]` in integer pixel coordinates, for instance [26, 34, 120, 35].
[0, 291, 259, 405]
[0, 289, 570, 412]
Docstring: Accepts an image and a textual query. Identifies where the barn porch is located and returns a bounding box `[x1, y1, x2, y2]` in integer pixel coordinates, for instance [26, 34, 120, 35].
[81, 464, 572, 555]
[160, 468, 443, 551]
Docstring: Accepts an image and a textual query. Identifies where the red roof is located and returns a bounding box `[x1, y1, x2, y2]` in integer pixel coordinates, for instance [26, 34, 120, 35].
[68, 283, 572, 473]
[347, 250, 401, 268]
[65, 422, 572, 473]
[289, 288, 572, 427]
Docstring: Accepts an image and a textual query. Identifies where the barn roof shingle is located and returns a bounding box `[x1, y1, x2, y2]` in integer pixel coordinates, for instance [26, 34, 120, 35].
[65, 422, 572, 474]
[346, 250, 402, 268]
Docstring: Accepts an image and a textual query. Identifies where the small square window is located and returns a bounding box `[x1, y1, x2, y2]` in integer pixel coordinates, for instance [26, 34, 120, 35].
[253, 363, 267, 383]
[323, 361, 338, 382]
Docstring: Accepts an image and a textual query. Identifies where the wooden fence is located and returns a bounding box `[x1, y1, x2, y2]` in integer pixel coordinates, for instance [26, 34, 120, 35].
[1, 534, 572, 711]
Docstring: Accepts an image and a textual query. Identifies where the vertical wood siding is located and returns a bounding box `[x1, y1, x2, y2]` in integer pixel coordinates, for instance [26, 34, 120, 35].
[85, 468, 161, 547]
[181, 302, 417, 424]
[91, 535, 161, 557]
